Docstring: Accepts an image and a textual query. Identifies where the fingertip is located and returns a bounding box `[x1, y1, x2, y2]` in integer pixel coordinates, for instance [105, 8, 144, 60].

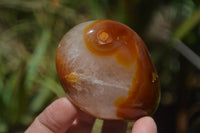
[26, 97, 78, 133]
[52, 97, 78, 117]
[132, 116, 157, 133]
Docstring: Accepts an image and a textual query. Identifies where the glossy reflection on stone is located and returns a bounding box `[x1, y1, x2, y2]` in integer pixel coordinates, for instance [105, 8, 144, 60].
[56, 20, 160, 120]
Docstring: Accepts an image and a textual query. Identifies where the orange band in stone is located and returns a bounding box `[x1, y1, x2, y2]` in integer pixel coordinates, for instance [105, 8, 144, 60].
[83, 20, 136, 67]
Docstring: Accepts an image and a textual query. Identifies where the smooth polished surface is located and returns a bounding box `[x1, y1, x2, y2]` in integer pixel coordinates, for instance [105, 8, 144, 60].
[56, 20, 160, 120]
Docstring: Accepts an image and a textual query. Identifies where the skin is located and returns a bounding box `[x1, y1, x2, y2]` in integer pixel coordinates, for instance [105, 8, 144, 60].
[25, 97, 157, 133]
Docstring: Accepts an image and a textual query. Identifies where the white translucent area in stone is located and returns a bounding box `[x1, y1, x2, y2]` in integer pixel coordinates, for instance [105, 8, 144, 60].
[58, 21, 136, 120]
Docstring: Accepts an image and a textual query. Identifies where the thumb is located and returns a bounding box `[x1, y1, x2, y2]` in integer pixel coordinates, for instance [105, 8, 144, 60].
[25, 97, 77, 133]
[132, 116, 157, 133]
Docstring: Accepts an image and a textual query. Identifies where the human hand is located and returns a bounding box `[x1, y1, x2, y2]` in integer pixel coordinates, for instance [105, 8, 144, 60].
[25, 98, 157, 133]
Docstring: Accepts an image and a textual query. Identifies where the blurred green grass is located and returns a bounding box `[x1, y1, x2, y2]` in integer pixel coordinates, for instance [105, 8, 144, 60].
[0, 0, 200, 133]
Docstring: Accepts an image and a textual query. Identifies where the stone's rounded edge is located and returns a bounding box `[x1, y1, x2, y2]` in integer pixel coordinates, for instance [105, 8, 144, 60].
[55, 20, 161, 121]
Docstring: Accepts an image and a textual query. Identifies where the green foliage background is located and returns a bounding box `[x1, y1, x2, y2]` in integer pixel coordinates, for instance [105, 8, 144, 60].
[0, 0, 200, 132]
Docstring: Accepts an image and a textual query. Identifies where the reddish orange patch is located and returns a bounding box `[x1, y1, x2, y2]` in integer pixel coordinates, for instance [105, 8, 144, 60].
[114, 34, 160, 120]
[83, 20, 137, 67]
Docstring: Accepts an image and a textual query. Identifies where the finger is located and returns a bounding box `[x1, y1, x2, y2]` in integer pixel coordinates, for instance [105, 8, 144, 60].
[101, 120, 127, 133]
[25, 97, 78, 133]
[67, 110, 95, 133]
[132, 116, 157, 133]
